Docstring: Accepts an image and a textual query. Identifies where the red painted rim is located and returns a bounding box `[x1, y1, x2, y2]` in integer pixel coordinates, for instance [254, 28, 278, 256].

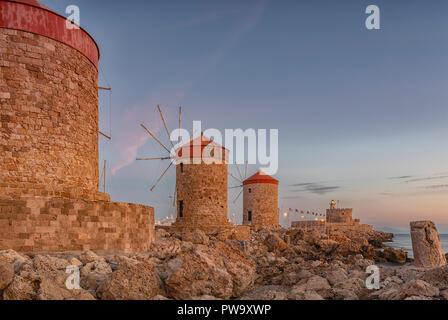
[0, 0, 100, 69]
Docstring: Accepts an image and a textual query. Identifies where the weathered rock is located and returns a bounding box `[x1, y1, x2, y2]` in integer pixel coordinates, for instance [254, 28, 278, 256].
[193, 295, 223, 300]
[419, 264, 448, 290]
[0, 250, 30, 273]
[156, 228, 170, 239]
[37, 276, 95, 300]
[240, 285, 288, 300]
[165, 246, 233, 299]
[304, 275, 331, 292]
[78, 251, 102, 265]
[325, 267, 348, 286]
[381, 247, 407, 264]
[182, 230, 210, 245]
[410, 221, 447, 268]
[395, 279, 439, 300]
[100, 261, 165, 300]
[152, 295, 171, 300]
[332, 288, 359, 300]
[335, 240, 363, 257]
[287, 284, 324, 300]
[0, 260, 14, 290]
[80, 259, 112, 296]
[214, 242, 256, 297]
[333, 278, 366, 298]
[404, 295, 432, 300]
[165, 243, 255, 299]
[69, 258, 83, 267]
[264, 233, 288, 252]
[81, 260, 112, 277]
[317, 239, 339, 254]
[151, 237, 183, 260]
[2, 275, 36, 300]
[440, 290, 448, 300]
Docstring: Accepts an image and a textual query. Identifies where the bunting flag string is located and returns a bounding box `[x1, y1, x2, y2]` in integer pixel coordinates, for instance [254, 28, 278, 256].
[282, 207, 327, 222]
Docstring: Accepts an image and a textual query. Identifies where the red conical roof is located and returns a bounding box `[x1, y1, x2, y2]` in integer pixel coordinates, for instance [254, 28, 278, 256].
[177, 133, 227, 160]
[243, 171, 279, 185]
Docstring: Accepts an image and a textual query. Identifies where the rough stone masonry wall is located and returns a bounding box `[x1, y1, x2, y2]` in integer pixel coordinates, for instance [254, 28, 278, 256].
[0, 28, 99, 200]
[291, 220, 325, 233]
[326, 208, 354, 224]
[243, 183, 279, 229]
[174, 163, 230, 231]
[0, 195, 155, 253]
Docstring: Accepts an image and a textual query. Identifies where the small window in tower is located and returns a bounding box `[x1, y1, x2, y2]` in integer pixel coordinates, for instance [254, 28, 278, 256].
[249, 188, 252, 194]
[180, 163, 184, 173]
[248, 211, 252, 222]
[179, 200, 184, 218]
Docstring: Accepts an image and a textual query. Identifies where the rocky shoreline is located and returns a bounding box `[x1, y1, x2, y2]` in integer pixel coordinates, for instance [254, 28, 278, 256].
[1, 228, 447, 300]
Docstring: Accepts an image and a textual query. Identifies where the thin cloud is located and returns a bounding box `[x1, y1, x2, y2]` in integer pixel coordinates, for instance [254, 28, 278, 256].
[424, 185, 448, 190]
[292, 183, 340, 195]
[290, 182, 316, 187]
[281, 195, 303, 200]
[388, 175, 414, 180]
[404, 175, 448, 183]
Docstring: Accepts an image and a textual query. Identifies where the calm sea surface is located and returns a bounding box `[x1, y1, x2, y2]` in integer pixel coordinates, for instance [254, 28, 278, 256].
[386, 234, 448, 259]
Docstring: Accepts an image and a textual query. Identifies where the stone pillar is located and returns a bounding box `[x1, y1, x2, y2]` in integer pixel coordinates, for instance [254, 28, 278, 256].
[410, 221, 447, 268]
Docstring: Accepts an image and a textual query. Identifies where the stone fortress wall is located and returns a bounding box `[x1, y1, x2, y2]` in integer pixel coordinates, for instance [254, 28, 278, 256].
[0, 195, 154, 253]
[292, 205, 372, 233]
[326, 208, 373, 232]
[291, 220, 326, 233]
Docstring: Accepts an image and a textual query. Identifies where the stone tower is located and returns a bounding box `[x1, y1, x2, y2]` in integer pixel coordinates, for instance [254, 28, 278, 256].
[0, 0, 103, 200]
[243, 171, 279, 229]
[0, 0, 155, 253]
[173, 134, 231, 233]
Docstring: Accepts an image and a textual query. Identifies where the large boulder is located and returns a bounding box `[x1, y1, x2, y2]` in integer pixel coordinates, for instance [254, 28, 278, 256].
[335, 240, 363, 257]
[37, 276, 95, 300]
[164, 242, 255, 299]
[333, 278, 366, 298]
[0, 250, 30, 273]
[287, 284, 324, 300]
[419, 264, 448, 290]
[324, 267, 349, 286]
[3, 254, 94, 300]
[0, 260, 14, 291]
[381, 247, 407, 264]
[264, 233, 288, 252]
[182, 230, 210, 245]
[100, 259, 165, 300]
[2, 275, 36, 300]
[410, 221, 447, 268]
[394, 279, 439, 300]
[240, 285, 288, 300]
[80, 258, 113, 297]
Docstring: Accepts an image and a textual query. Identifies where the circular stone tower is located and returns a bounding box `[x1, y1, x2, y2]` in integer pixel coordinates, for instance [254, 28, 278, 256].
[0, 0, 102, 200]
[174, 134, 231, 232]
[243, 171, 279, 229]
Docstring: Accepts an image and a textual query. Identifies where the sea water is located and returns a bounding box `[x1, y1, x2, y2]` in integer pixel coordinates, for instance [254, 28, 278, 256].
[386, 234, 448, 259]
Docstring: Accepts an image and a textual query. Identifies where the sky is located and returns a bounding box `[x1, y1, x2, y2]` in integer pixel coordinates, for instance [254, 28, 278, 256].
[41, 0, 448, 232]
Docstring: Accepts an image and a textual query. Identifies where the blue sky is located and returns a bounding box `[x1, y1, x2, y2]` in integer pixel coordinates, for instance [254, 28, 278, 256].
[42, 0, 448, 232]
